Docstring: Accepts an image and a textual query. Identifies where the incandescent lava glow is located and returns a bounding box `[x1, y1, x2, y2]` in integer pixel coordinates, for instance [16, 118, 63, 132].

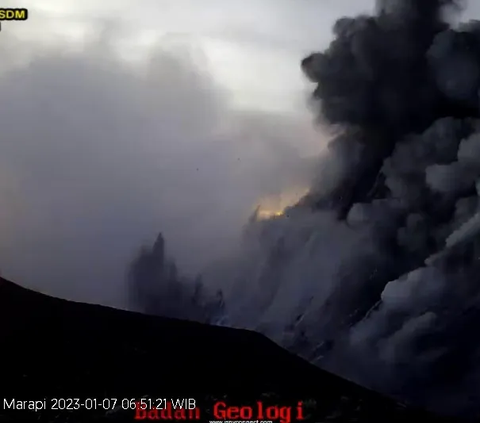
[253, 186, 309, 220]
[256, 208, 285, 219]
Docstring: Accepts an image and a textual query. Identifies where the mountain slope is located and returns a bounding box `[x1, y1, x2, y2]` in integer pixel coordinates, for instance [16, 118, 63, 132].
[0, 278, 456, 422]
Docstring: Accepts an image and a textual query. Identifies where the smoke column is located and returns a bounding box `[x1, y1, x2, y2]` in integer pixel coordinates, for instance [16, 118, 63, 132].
[189, 0, 480, 418]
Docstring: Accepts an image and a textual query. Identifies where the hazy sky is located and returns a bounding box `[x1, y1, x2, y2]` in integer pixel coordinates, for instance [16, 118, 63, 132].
[14, 0, 480, 308]
[6, 0, 376, 111]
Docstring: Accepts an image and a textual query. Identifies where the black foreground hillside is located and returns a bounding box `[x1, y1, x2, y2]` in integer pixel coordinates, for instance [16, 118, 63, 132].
[0, 278, 459, 422]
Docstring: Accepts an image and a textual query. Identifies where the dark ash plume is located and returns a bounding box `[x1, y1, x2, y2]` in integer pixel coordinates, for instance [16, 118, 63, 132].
[302, 0, 465, 137]
[200, 0, 480, 418]
[300, 0, 477, 216]
[134, 0, 480, 418]
[290, 0, 480, 417]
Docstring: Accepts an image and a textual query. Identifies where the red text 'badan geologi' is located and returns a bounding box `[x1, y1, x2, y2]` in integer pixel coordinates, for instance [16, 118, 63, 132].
[134, 399, 306, 423]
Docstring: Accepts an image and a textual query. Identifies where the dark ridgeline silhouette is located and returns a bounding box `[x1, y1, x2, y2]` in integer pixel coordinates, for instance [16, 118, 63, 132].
[0, 278, 457, 422]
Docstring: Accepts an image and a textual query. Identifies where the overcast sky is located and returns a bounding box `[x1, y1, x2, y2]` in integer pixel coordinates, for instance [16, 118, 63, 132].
[3, 0, 477, 308]
[6, 0, 377, 112]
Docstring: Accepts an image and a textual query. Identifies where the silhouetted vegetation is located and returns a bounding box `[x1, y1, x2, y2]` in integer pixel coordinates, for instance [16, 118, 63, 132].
[128, 232, 224, 323]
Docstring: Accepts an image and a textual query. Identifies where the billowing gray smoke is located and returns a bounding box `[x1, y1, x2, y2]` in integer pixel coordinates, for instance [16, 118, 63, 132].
[134, 0, 480, 418]
[0, 25, 318, 308]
